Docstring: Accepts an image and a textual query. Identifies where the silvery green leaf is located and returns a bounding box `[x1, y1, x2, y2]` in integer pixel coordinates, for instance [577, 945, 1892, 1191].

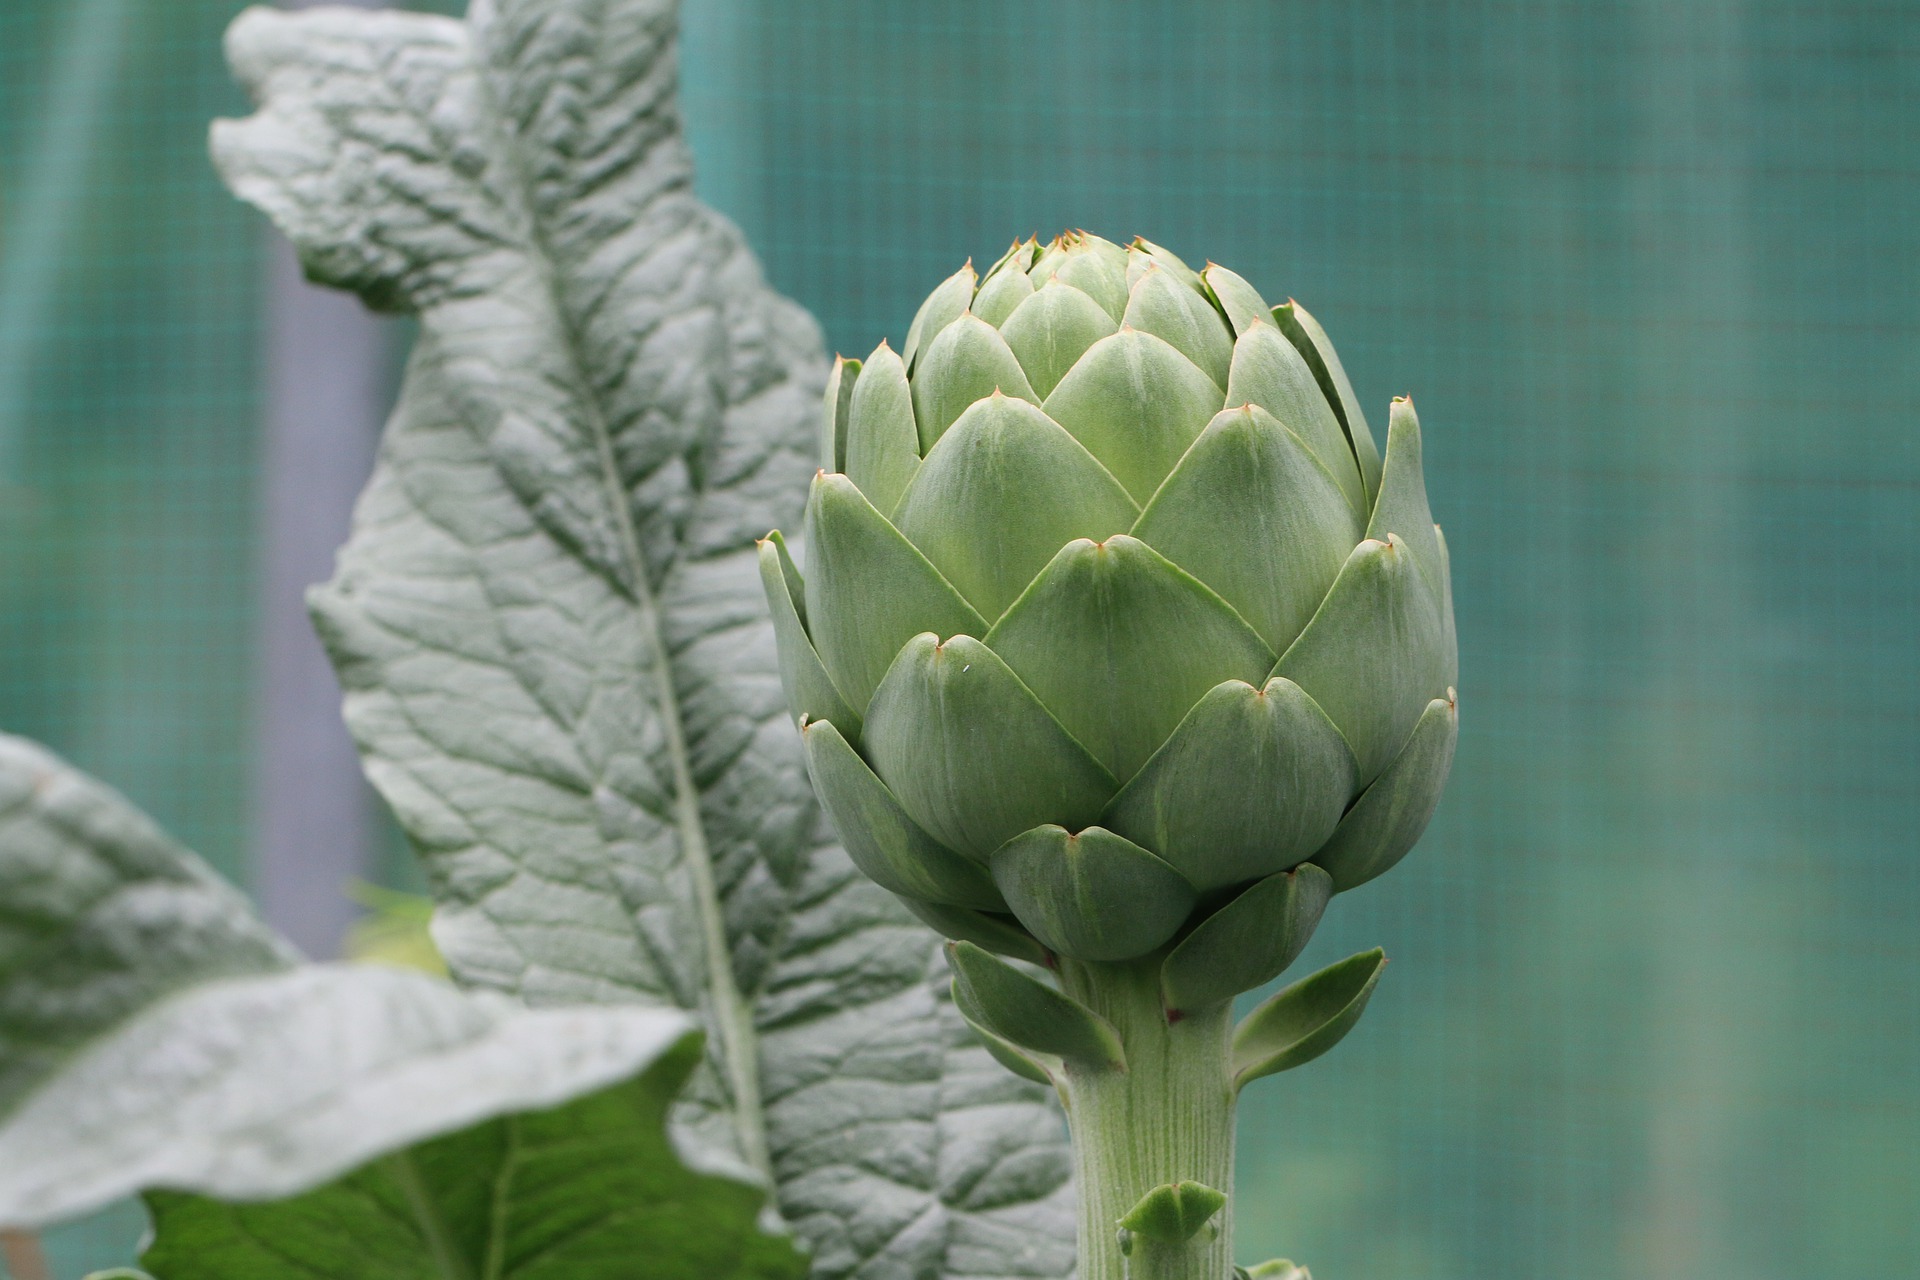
[0, 732, 783, 1272]
[211, 2, 1073, 1274]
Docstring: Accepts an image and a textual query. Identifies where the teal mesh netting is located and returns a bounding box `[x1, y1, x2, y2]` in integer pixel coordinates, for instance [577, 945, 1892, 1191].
[4, 1, 1916, 1276]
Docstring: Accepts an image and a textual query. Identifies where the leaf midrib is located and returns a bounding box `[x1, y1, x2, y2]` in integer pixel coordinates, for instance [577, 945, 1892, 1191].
[463, 22, 768, 1180]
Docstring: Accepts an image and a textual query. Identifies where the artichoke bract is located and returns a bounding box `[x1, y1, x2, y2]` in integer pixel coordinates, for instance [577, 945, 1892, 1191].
[761, 232, 1457, 1004]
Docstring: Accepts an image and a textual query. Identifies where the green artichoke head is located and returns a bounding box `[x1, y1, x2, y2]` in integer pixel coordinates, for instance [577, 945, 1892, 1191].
[761, 232, 1457, 1002]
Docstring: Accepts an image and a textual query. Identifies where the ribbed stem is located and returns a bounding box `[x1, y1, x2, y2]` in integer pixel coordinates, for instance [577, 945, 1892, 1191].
[1057, 958, 1237, 1280]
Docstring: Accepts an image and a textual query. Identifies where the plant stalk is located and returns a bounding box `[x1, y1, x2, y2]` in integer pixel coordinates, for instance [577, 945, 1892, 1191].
[1056, 958, 1236, 1280]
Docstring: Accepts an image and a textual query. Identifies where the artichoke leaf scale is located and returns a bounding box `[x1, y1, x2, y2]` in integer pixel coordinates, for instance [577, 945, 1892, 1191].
[842, 340, 922, 516]
[1132, 403, 1362, 654]
[902, 260, 977, 373]
[984, 535, 1276, 783]
[801, 717, 1006, 911]
[1311, 693, 1458, 893]
[988, 824, 1197, 963]
[800, 474, 987, 713]
[864, 634, 1119, 860]
[998, 280, 1120, 399]
[1226, 321, 1366, 516]
[910, 314, 1039, 451]
[1365, 397, 1445, 610]
[1273, 533, 1446, 786]
[1201, 262, 1273, 337]
[758, 535, 862, 737]
[1044, 234, 1131, 321]
[1161, 863, 1334, 1015]
[972, 262, 1035, 326]
[891, 393, 1138, 622]
[1041, 328, 1226, 504]
[1274, 299, 1384, 502]
[1103, 677, 1356, 892]
[1122, 262, 1234, 390]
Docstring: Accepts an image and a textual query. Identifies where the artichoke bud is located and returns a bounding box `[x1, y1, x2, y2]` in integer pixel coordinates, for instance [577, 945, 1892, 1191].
[764, 233, 1457, 1005]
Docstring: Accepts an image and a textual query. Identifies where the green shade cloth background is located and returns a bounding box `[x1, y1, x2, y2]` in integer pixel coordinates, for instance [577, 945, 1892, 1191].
[2, 1, 1915, 1276]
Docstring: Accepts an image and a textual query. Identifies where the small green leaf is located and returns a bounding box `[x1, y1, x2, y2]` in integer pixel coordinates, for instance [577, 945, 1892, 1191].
[1365, 397, 1445, 607]
[820, 355, 861, 472]
[760, 535, 862, 736]
[843, 340, 921, 515]
[1117, 1180, 1227, 1242]
[864, 634, 1117, 858]
[1102, 676, 1354, 891]
[957, 1012, 1058, 1085]
[1225, 321, 1364, 515]
[893, 392, 1137, 621]
[1274, 300, 1382, 502]
[903, 261, 977, 373]
[973, 256, 1036, 326]
[987, 536, 1275, 781]
[989, 825, 1196, 963]
[1311, 693, 1458, 892]
[947, 942, 1126, 1071]
[801, 472, 987, 712]
[1274, 534, 1447, 785]
[999, 280, 1120, 398]
[801, 716, 1003, 909]
[911, 314, 1038, 450]
[895, 897, 1049, 965]
[1160, 864, 1333, 1013]
[1043, 329, 1226, 503]
[1201, 263, 1270, 337]
[138, 1035, 806, 1280]
[1245, 1261, 1312, 1280]
[1233, 948, 1387, 1090]
[1131, 403, 1363, 654]
[1436, 524, 1459, 688]
[1122, 262, 1233, 390]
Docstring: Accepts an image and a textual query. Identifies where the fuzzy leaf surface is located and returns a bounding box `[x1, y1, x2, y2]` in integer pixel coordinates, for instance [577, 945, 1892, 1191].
[211, 3, 1074, 1273]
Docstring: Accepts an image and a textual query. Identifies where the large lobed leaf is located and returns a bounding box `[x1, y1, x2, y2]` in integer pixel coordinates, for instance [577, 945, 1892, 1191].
[210, 2, 1074, 1274]
[0, 733, 799, 1280]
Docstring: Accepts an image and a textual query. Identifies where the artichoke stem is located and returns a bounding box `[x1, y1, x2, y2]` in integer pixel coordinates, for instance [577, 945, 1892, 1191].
[1057, 957, 1237, 1280]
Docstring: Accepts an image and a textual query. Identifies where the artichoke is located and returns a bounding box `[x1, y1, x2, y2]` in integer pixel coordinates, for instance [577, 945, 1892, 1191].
[761, 232, 1457, 1007]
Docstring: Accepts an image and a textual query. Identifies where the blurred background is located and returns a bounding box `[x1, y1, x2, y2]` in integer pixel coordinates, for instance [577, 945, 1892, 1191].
[2, 0, 1915, 1276]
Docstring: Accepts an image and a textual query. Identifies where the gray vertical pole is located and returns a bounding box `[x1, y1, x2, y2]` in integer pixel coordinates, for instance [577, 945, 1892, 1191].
[251, 74, 388, 957]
